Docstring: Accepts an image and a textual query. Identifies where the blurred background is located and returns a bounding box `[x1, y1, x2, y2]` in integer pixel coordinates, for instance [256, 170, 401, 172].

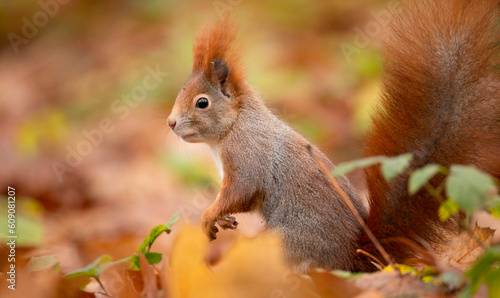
[0, 0, 393, 282]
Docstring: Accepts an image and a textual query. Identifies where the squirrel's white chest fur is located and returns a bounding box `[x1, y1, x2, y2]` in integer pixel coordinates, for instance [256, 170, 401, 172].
[209, 145, 224, 180]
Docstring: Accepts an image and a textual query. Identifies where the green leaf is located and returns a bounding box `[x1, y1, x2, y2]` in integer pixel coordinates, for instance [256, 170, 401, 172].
[64, 255, 113, 279]
[130, 256, 140, 271]
[490, 205, 500, 218]
[99, 256, 134, 273]
[113, 256, 135, 265]
[64, 269, 93, 280]
[25, 255, 59, 273]
[446, 166, 499, 214]
[485, 269, 500, 297]
[331, 156, 386, 177]
[465, 246, 500, 295]
[137, 235, 152, 254]
[458, 286, 473, 298]
[408, 164, 441, 195]
[331, 270, 363, 279]
[136, 211, 181, 255]
[487, 195, 500, 218]
[166, 211, 180, 230]
[128, 252, 162, 269]
[150, 226, 168, 241]
[381, 153, 413, 182]
[129, 211, 180, 270]
[440, 272, 462, 289]
[439, 200, 459, 221]
[0, 197, 45, 246]
[138, 225, 166, 253]
[51, 263, 61, 273]
[144, 252, 162, 265]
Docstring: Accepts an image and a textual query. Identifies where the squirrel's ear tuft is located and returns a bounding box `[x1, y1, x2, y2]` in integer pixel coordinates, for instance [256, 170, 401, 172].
[192, 16, 245, 96]
[212, 58, 230, 95]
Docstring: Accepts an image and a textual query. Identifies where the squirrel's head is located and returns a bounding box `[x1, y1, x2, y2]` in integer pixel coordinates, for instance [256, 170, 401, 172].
[167, 17, 245, 144]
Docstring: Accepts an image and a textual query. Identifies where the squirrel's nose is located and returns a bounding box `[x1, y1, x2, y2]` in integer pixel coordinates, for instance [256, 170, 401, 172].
[167, 118, 176, 129]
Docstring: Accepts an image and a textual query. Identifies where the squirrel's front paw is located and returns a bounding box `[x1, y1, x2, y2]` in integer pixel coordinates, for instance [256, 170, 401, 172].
[201, 213, 219, 241]
[217, 216, 238, 230]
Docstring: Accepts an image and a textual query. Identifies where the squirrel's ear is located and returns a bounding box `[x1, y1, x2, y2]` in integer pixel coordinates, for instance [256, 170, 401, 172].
[212, 58, 231, 97]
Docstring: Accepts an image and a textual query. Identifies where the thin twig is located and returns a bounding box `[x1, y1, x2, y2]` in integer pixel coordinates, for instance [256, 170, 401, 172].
[307, 145, 394, 267]
[388, 237, 436, 267]
[356, 249, 384, 269]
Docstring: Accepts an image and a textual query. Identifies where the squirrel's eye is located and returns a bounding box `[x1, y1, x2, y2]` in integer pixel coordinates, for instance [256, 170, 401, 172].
[195, 97, 209, 109]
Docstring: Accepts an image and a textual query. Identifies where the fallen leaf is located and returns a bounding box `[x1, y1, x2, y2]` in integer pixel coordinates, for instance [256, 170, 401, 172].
[353, 270, 450, 297]
[441, 224, 495, 271]
[169, 224, 223, 297]
[140, 253, 159, 298]
[308, 269, 362, 297]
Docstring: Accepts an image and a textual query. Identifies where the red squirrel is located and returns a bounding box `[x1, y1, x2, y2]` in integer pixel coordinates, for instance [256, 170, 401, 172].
[167, 0, 500, 272]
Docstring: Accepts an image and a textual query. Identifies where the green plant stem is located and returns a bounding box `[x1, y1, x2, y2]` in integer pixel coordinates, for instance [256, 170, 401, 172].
[94, 277, 110, 296]
[424, 184, 445, 203]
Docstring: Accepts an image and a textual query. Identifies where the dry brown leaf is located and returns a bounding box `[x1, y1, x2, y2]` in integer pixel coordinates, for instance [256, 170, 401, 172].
[354, 290, 384, 298]
[353, 270, 450, 297]
[308, 269, 362, 297]
[139, 253, 159, 298]
[441, 224, 495, 271]
[127, 269, 145, 295]
[101, 265, 142, 298]
[160, 260, 171, 298]
[0, 268, 59, 298]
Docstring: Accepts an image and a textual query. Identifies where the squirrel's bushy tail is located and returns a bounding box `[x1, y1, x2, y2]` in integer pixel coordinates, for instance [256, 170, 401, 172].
[358, 0, 500, 270]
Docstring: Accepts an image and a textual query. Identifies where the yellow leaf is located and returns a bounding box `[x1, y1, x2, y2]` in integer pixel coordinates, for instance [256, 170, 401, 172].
[169, 224, 223, 298]
[395, 264, 417, 275]
[168, 224, 310, 297]
[215, 232, 298, 297]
